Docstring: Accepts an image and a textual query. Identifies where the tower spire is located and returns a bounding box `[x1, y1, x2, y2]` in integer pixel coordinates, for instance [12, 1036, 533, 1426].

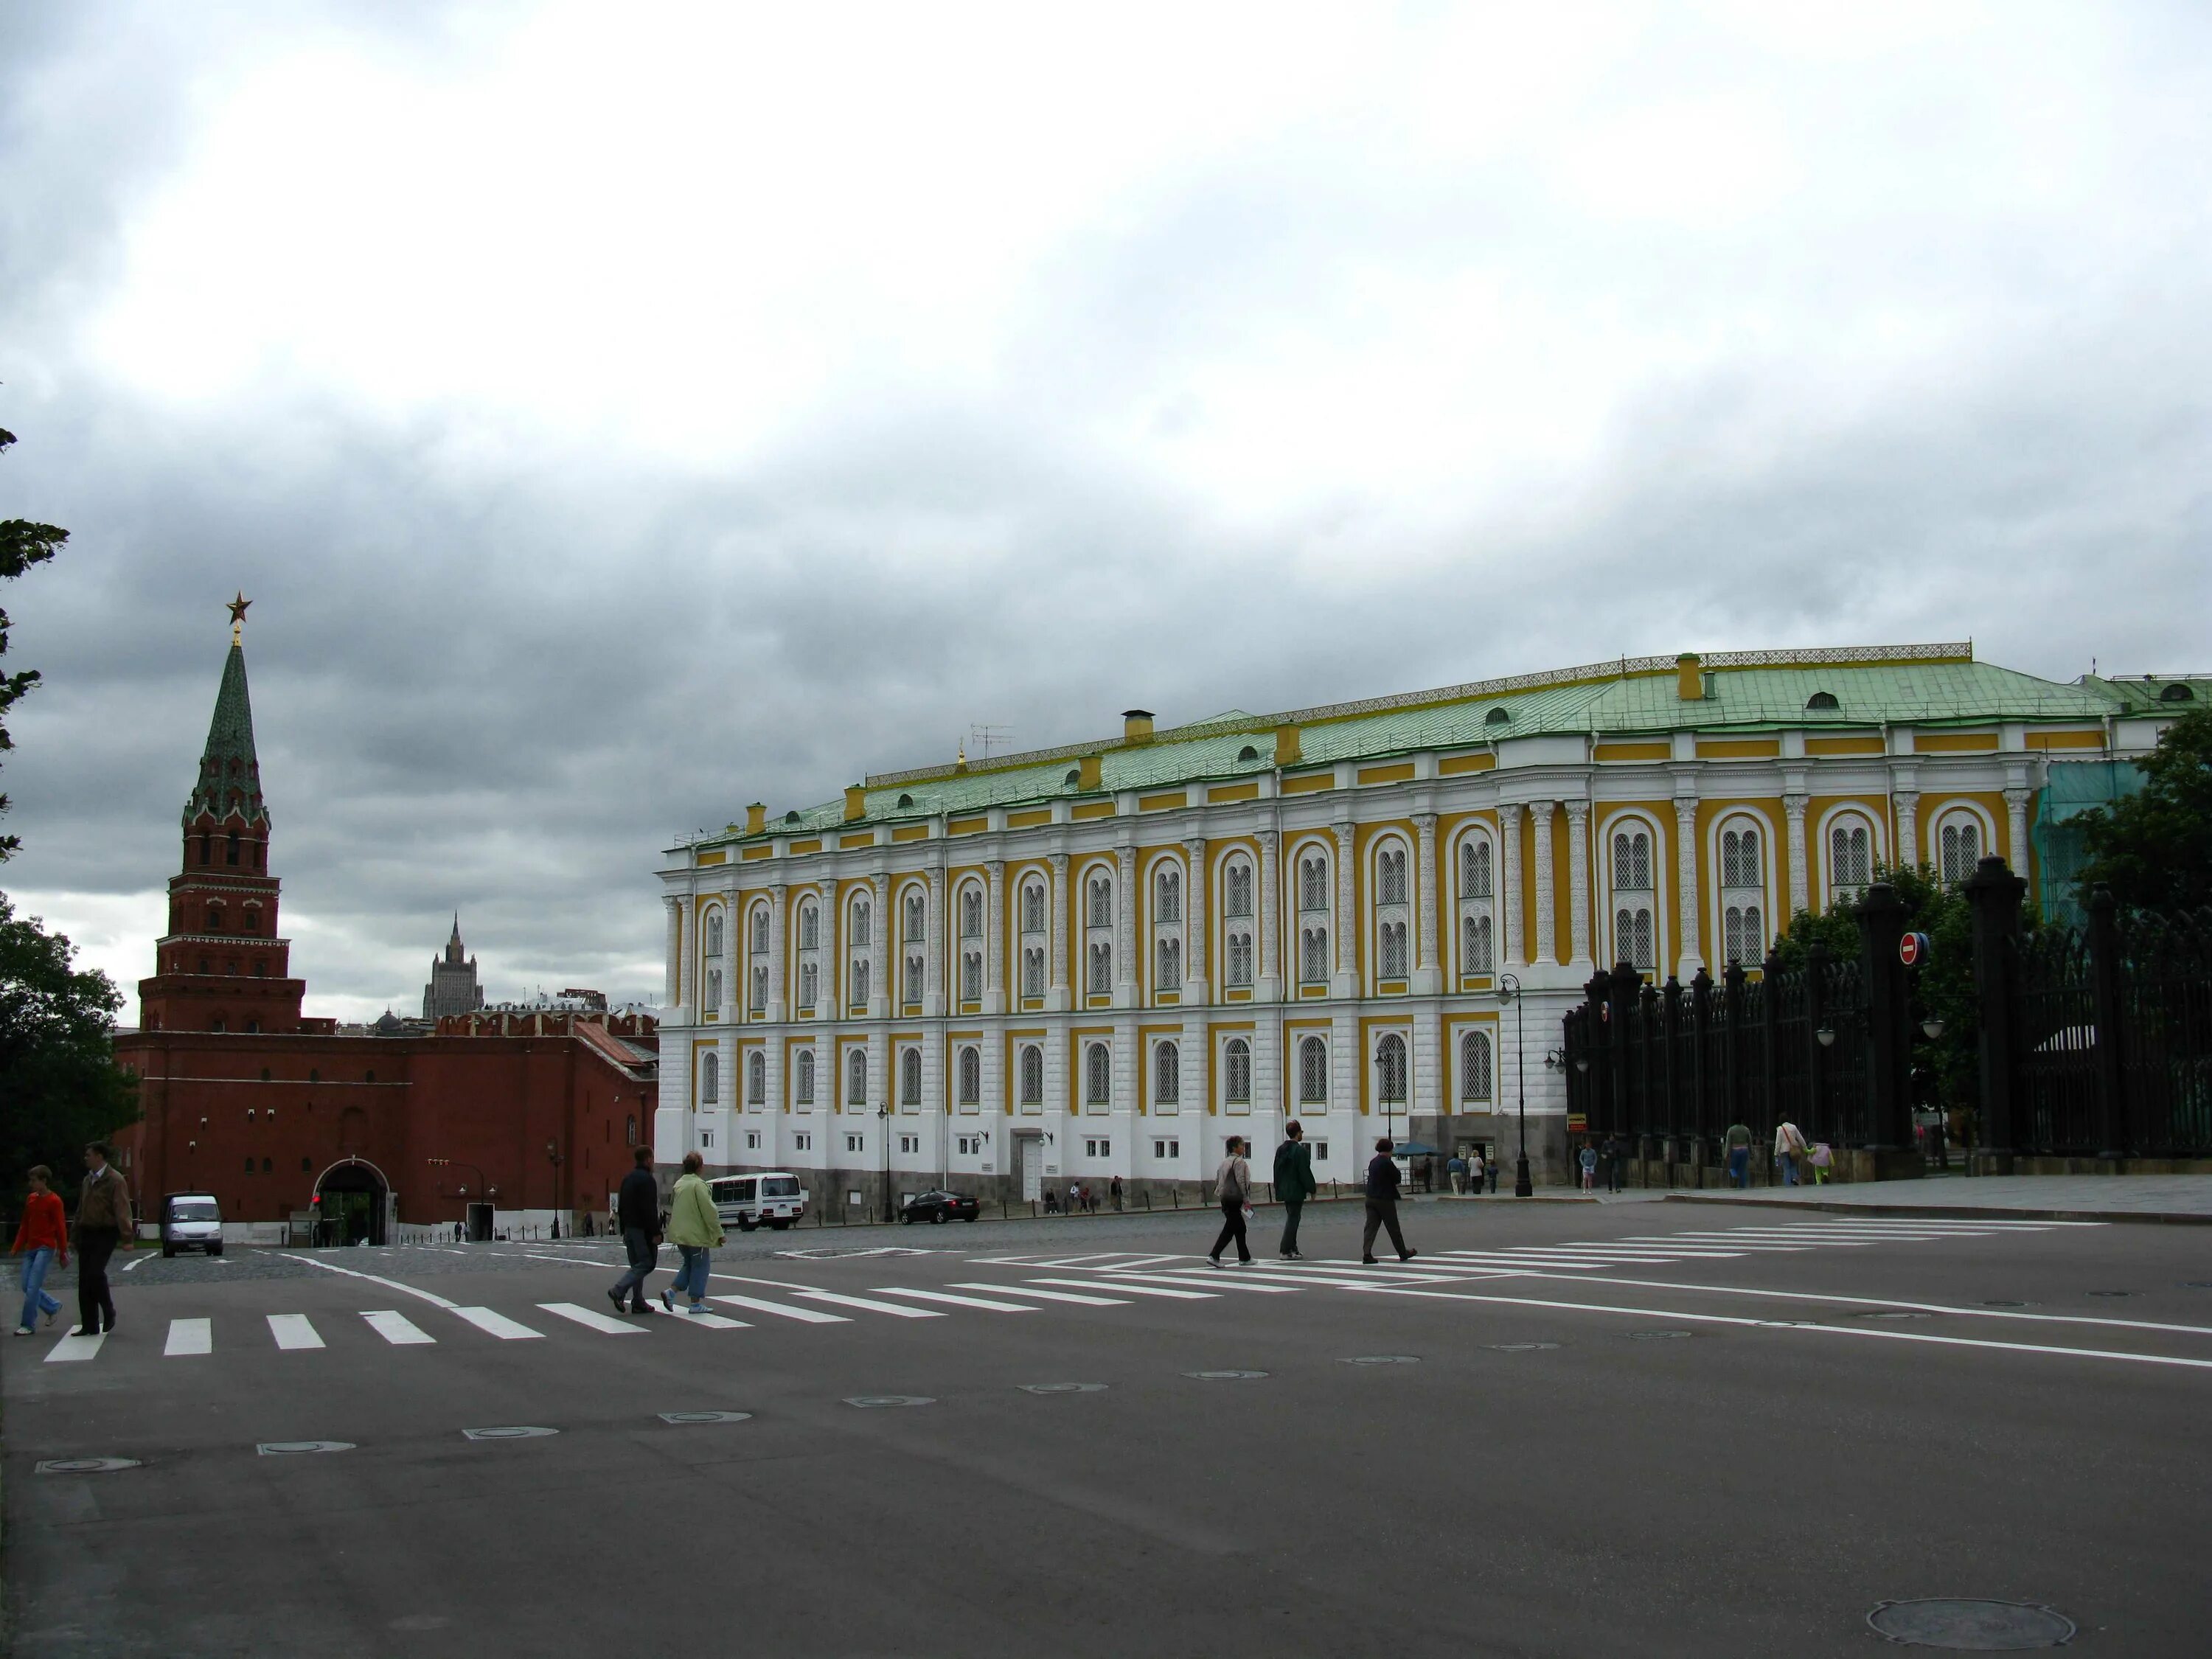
[184, 625, 267, 829]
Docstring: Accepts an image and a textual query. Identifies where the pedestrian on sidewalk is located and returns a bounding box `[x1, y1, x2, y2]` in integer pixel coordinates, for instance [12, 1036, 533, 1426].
[1486, 1154, 1500, 1193]
[658, 1151, 724, 1316]
[12, 1166, 68, 1335]
[70, 1141, 131, 1338]
[1810, 1141, 1833, 1185]
[1723, 1121, 1752, 1188]
[1273, 1121, 1316, 1259]
[607, 1146, 661, 1315]
[1447, 1151, 1469, 1195]
[1601, 1135, 1624, 1194]
[1774, 1119, 1808, 1186]
[1578, 1143, 1598, 1192]
[1469, 1149, 1486, 1195]
[1110, 1175, 1124, 1211]
[1208, 1137, 1253, 1267]
[1361, 1138, 1416, 1264]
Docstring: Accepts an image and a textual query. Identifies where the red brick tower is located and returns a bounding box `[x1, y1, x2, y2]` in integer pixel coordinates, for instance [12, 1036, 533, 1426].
[136, 596, 306, 1034]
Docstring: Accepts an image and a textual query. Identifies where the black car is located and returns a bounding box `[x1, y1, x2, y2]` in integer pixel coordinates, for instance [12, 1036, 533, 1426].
[900, 1189, 980, 1224]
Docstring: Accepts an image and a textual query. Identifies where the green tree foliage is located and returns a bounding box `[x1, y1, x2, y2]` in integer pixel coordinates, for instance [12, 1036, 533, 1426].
[1, 422, 69, 860]
[2075, 706, 2212, 914]
[0, 896, 138, 1205]
[1770, 862, 1980, 1113]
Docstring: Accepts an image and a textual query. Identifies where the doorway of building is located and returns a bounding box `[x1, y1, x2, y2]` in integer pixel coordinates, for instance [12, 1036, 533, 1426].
[313, 1160, 389, 1246]
[1016, 1133, 1043, 1203]
[466, 1203, 493, 1242]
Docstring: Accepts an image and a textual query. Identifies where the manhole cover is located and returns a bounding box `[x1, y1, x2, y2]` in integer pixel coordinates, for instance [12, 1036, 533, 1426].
[35, 1457, 139, 1475]
[257, 1440, 355, 1455]
[1865, 1598, 2075, 1649]
[1854, 1310, 1933, 1321]
[1183, 1370, 1269, 1380]
[1625, 1329, 1697, 1340]
[658, 1411, 753, 1425]
[1486, 1342, 1561, 1352]
[844, 1395, 935, 1408]
[2086, 1290, 2135, 1298]
[1339, 1354, 1421, 1366]
[462, 1426, 559, 1441]
[1018, 1382, 1107, 1394]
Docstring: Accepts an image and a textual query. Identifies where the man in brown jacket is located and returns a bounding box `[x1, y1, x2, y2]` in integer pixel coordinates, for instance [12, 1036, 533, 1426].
[72, 1141, 133, 1337]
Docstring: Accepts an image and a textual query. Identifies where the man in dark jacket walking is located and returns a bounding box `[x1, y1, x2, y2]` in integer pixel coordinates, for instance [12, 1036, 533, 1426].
[1273, 1121, 1317, 1260]
[1360, 1137, 1416, 1265]
[72, 1143, 132, 1337]
[606, 1147, 662, 1315]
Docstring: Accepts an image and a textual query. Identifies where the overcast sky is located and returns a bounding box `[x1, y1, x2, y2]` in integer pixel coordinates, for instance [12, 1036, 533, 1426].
[2, 1, 2208, 1023]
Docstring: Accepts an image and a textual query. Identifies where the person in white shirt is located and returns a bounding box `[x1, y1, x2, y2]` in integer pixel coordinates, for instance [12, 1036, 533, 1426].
[1773, 1120, 1808, 1186]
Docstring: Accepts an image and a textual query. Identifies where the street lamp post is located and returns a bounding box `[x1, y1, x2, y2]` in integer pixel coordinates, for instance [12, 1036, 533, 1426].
[546, 1140, 563, 1239]
[1496, 973, 1534, 1197]
[878, 1105, 894, 1223]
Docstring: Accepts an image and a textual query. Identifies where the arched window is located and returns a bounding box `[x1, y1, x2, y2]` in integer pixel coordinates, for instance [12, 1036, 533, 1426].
[1222, 855, 1255, 988]
[1152, 1040, 1179, 1105]
[1936, 810, 1983, 886]
[1084, 1042, 1111, 1107]
[1372, 840, 1411, 985]
[749, 907, 769, 954]
[1380, 921, 1408, 978]
[1459, 1029, 1493, 1103]
[850, 898, 872, 947]
[700, 1051, 719, 1105]
[957, 1046, 981, 1107]
[848, 1049, 869, 1106]
[1300, 927, 1329, 985]
[901, 889, 927, 1004]
[745, 1051, 766, 1105]
[1458, 833, 1496, 977]
[1022, 946, 1045, 998]
[1298, 1037, 1328, 1104]
[852, 959, 870, 1007]
[748, 965, 767, 1012]
[625, 1113, 637, 1144]
[1298, 853, 1329, 914]
[904, 891, 925, 937]
[1610, 821, 1657, 971]
[959, 885, 983, 939]
[240, 906, 260, 935]
[1156, 937, 1182, 991]
[1155, 869, 1181, 923]
[1378, 848, 1407, 905]
[1019, 1044, 1044, 1107]
[961, 946, 981, 1001]
[1376, 1034, 1407, 1105]
[206, 903, 226, 933]
[797, 903, 818, 950]
[1718, 818, 1767, 966]
[799, 961, 818, 1010]
[1225, 1038, 1251, 1105]
[1088, 941, 1113, 996]
[1827, 814, 1875, 901]
[796, 1048, 815, 1106]
[900, 1046, 922, 1107]
[1021, 880, 1046, 933]
[705, 912, 725, 958]
[1082, 866, 1115, 999]
[1086, 876, 1112, 928]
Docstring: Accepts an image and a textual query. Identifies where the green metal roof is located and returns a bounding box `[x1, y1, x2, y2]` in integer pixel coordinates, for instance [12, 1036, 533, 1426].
[698, 647, 2165, 849]
[183, 641, 268, 828]
[2079, 674, 2209, 714]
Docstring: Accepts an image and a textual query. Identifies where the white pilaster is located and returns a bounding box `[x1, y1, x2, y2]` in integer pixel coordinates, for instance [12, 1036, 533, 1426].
[1784, 793, 1810, 917]
[1048, 854, 1071, 1012]
[1332, 821, 1357, 998]
[1673, 796, 1703, 978]
[1564, 800, 1592, 971]
[1413, 813, 1440, 995]
[984, 860, 1006, 1014]
[1499, 805, 1523, 969]
[1258, 830, 1281, 1002]
[1114, 844, 1138, 1008]
[1529, 799, 1557, 967]
[1183, 836, 1209, 1006]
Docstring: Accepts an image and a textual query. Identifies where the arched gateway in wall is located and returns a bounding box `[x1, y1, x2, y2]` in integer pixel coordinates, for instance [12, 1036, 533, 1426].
[313, 1157, 392, 1246]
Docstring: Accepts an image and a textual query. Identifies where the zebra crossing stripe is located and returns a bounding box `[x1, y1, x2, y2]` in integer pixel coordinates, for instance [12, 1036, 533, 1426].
[165, 1318, 212, 1356]
[361, 1310, 435, 1345]
[268, 1315, 324, 1351]
[1117, 1271, 1298, 1294]
[871, 1287, 1037, 1313]
[1024, 1277, 1217, 1300]
[667, 1309, 749, 1329]
[949, 1282, 1132, 1307]
[450, 1307, 543, 1340]
[44, 1332, 103, 1363]
[710, 1293, 848, 1324]
[537, 1302, 643, 1335]
[792, 1290, 945, 1318]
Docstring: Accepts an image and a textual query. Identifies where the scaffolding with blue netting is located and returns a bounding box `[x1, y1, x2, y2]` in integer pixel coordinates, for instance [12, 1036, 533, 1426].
[2034, 760, 2145, 929]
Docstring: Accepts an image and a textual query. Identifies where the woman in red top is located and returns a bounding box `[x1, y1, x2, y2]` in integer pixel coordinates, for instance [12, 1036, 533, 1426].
[12, 1166, 69, 1335]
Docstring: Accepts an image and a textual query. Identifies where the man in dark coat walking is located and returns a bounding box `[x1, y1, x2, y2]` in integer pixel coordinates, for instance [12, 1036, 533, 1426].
[606, 1146, 663, 1315]
[1360, 1137, 1416, 1265]
[1273, 1121, 1317, 1260]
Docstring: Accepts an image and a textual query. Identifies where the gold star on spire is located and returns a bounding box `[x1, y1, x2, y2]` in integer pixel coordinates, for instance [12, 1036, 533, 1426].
[227, 591, 251, 644]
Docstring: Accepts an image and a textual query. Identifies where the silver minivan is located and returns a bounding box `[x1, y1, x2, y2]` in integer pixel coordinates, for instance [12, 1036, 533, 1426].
[161, 1192, 225, 1257]
[708, 1172, 808, 1232]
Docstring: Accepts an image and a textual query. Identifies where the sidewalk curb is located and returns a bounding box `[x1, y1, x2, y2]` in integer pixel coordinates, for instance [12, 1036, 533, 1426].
[1660, 1193, 2212, 1227]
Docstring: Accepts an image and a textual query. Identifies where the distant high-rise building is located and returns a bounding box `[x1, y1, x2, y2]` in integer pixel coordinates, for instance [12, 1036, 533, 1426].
[423, 916, 486, 1020]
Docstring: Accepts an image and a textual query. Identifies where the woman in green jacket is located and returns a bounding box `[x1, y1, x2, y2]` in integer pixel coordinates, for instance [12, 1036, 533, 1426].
[659, 1151, 726, 1316]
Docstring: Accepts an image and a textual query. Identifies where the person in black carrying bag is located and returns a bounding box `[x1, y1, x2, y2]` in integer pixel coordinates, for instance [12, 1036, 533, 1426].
[605, 1146, 662, 1315]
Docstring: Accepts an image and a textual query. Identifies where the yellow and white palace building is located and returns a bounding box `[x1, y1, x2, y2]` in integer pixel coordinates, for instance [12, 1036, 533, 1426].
[653, 643, 2197, 1202]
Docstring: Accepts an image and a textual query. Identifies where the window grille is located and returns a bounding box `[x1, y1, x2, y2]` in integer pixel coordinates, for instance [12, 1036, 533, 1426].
[1153, 1040, 1179, 1104]
[751, 908, 769, 953]
[704, 966, 724, 1009]
[1612, 829, 1653, 891]
[1461, 839, 1492, 898]
[900, 1047, 922, 1105]
[958, 1046, 981, 1106]
[961, 950, 981, 1001]
[1376, 1034, 1407, 1104]
[746, 1051, 765, 1105]
[1460, 1030, 1492, 1102]
[960, 887, 983, 938]
[1829, 821, 1874, 893]
[1022, 947, 1045, 997]
[1225, 1038, 1251, 1104]
[1380, 921, 1408, 978]
[1939, 817, 1981, 885]
[902, 952, 923, 1004]
[1226, 931, 1254, 987]
[749, 966, 767, 1011]
[1087, 942, 1111, 995]
[797, 905, 818, 950]
[851, 900, 871, 947]
[706, 914, 725, 956]
[700, 1051, 719, 1105]
[1300, 927, 1329, 984]
[1087, 876, 1113, 928]
[1085, 1042, 1110, 1105]
[1298, 1037, 1327, 1104]
[1462, 914, 1494, 973]
[1155, 869, 1182, 922]
[1022, 883, 1045, 932]
[1156, 938, 1182, 991]
[1298, 855, 1328, 912]
[798, 962, 817, 1010]
[852, 961, 870, 1006]
[1379, 849, 1407, 905]
[847, 1051, 868, 1105]
[1225, 861, 1253, 918]
[796, 1049, 815, 1105]
[1019, 1045, 1043, 1105]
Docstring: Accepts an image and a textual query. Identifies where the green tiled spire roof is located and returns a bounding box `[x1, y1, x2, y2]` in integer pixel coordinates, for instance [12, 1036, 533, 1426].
[183, 640, 268, 827]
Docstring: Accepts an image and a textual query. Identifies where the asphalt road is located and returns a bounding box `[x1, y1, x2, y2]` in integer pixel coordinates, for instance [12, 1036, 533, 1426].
[6, 1198, 2208, 1658]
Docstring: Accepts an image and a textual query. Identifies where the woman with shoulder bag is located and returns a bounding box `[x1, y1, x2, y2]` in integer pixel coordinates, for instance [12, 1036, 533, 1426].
[1207, 1137, 1253, 1268]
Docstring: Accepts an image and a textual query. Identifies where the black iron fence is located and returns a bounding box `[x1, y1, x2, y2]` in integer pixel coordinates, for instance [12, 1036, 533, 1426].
[1561, 885, 1915, 1158]
[1970, 863, 2212, 1159]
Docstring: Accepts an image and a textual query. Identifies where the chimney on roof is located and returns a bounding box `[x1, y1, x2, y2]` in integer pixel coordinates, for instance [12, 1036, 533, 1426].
[1275, 723, 1302, 766]
[844, 785, 866, 821]
[1122, 709, 1155, 745]
[745, 801, 766, 835]
[1676, 653, 1703, 701]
